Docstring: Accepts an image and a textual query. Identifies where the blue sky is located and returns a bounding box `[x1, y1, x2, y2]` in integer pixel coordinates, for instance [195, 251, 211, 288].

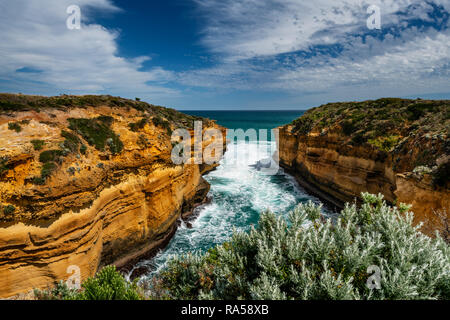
[0, 0, 449, 110]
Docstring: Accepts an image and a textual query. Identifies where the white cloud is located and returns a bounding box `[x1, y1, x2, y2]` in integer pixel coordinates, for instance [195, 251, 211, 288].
[193, 0, 428, 60]
[275, 32, 450, 92]
[0, 0, 178, 99]
[182, 0, 450, 102]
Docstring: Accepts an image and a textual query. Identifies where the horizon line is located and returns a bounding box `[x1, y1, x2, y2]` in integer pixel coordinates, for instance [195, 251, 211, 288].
[176, 109, 309, 111]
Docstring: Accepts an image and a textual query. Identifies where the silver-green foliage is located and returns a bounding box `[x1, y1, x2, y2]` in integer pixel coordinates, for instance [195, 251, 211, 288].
[154, 193, 449, 300]
[34, 265, 142, 300]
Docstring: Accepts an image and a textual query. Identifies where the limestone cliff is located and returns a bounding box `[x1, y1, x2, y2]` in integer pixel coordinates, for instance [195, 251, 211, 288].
[278, 98, 449, 236]
[0, 94, 225, 298]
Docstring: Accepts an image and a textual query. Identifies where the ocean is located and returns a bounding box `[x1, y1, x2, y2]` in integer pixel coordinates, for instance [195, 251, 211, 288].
[129, 110, 327, 280]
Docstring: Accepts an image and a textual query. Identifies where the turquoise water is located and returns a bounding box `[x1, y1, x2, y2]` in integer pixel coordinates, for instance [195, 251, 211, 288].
[130, 110, 328, 280]
[185, 110, 306, 132]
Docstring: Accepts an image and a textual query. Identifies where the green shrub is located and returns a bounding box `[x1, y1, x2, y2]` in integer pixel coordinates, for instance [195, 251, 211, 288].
[407, 103, 436, 121]
[78, 266, 142, 300]
[3, 205, 15, 215]
[31, 176, 46, 185]
[152, 193, 450, 300]
[368, 135, 400, 152]
[0, 157, 10, 175]
[35, 266, 142, 300]
[68, 118, 123, 154]
[291, 117, 314, 135]
[96, 115, 114, 126]
[32, 162, 57, 185]
[8, 122, 21, 133]
[129, 118, 148, 132]
[31, 139, 45, 151]
[34, 281, 79, 300]
[61, 130, 80, 153]
[152, 116, 172, 134]
[80, 144, 87, 155]
[39, 150, 63, 163]
[41, 162, 56, 179]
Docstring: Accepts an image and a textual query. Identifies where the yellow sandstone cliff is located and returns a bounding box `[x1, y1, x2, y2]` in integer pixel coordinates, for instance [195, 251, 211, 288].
[0, 94, 225, 298]
[278, 98, 449, 236]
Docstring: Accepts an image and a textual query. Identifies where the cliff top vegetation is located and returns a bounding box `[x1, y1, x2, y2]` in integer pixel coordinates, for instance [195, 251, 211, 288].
[285, 98, 449, 187]
[0, 93, 210, 130]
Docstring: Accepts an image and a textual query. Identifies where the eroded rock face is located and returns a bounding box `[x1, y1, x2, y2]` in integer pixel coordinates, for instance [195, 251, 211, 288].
[0, 96, 225, 298]
[278, 99, 449, 237]
[278, 128, 398, 206]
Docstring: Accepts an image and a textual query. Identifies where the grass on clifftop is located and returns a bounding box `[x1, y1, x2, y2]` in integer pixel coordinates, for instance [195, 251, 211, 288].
[35, 193, 450, 300]
[0, 93, 209, 130]
[290, 98, 449, 143]
[288, 98, 450, 186]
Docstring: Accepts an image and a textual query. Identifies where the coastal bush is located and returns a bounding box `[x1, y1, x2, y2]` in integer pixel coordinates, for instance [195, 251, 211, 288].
[61, 130, 80, 153]
[78, 265, 142, 300]
[96, 115, 114, 125]
[41, 162, 57, 179]
[34, 266, 142, 300]
[31, 130, 78, 185]
[367, 135, 400, 152]
[32, 162, 57, 185]
[291, 117, 314, 135]
[68, 117, 123, 154]
[0, 94, 210, 131]
[8, 122, 22, 133]
[34, 148, 60, 184]
[152, 116, 172, 134]
[34, 281, 79, 300]
[31, 139, 45, 151]
[3, 205, 15, 215]
[151, 193, 450, 300]
[0, 157, 10, 176]
[407, 103, 437, 121]
[129, 118, 148, 132]
[80, 144, 87, 155]
[39, 150, 63, 163]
